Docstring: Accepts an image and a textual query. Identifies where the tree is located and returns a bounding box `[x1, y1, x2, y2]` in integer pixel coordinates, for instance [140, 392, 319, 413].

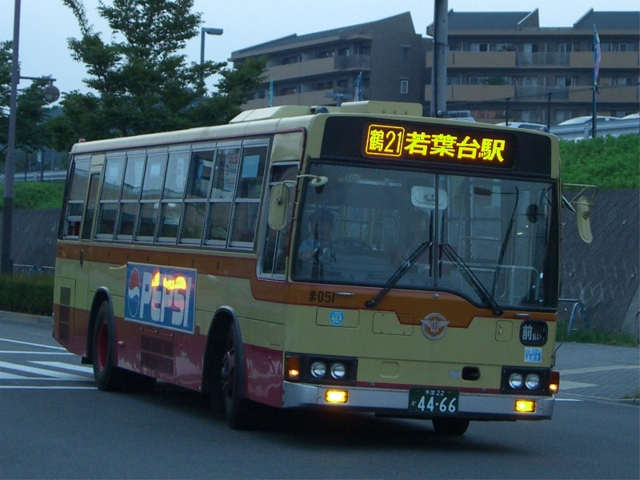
[49, 0, 266, 152]
[0, 41, 55, 167]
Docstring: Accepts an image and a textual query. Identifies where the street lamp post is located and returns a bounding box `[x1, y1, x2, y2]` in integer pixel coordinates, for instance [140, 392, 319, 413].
[200, 27, 223, 65]
[2, 0, 60, 274]
[2, 0, 22, 275]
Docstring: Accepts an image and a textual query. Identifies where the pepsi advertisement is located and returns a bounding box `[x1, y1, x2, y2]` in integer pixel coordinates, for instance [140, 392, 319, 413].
[125, 263, 197, 334]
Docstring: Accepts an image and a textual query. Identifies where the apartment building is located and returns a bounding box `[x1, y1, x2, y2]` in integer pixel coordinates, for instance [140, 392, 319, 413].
[230, 10, 638, 125]
[427, 9, 639, 125]
[230, 13, 426, 109]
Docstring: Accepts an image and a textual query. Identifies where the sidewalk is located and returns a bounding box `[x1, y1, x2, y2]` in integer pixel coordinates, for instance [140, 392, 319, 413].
[555, 341, 640, 403]
[0, 311, 637, 403]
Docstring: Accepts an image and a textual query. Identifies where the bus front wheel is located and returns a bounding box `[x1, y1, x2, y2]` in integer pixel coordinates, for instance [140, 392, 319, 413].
[220, 324, 254, 430]
[432, 417, 470, 436]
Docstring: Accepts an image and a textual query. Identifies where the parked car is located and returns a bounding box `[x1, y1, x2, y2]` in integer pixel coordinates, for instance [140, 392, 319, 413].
[557, 115, 620, 125]
[495, 122, 549, 132]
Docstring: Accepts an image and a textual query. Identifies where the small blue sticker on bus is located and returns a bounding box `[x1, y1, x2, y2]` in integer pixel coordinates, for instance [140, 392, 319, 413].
[329, 310, 345, 326]
[125, 263, 196, 334]
[524, 347, 542, 363]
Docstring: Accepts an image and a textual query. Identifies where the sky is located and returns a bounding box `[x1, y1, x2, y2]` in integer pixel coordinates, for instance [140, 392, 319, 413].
[0, 0, 636, 97]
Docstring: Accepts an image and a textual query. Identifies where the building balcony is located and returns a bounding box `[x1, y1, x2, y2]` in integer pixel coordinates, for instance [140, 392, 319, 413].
[265, 55, 371, 82]
[243, 87, 369, 110]
[569, 51, 639, 69]
[424, 84, 515, 102]
[427, 51, 516, 69]
[567, 85, 639, 103]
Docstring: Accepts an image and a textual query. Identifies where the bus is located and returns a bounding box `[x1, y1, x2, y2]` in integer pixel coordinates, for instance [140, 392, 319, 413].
[53, 101, 562, 435]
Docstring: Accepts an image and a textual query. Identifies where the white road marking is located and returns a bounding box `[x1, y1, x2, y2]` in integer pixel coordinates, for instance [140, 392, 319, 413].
[560, 380, 597, 390]
[0, 351, 73, 355]
[31, 361, 93, 375]
[560, 365, 639, 375]
[0, 385, 96, 390]
[0, 360, 88, 381]
[0, 337, 67, 350]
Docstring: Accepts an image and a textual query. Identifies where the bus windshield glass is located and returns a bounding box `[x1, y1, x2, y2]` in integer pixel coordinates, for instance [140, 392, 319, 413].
[292, 161, 557, 310]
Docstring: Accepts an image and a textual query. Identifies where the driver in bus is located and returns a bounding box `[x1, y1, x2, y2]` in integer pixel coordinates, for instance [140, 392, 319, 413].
[298, 209, 336, 265]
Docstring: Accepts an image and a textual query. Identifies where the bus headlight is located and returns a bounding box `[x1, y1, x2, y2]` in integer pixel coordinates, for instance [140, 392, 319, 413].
[310, 361, 327, 378]
[501, 367, 553, 396]
[509, 373, 523, 389]
[525, 373, 540, 390]
[285, 353, 357, 385]
[330, 363, 346, 379]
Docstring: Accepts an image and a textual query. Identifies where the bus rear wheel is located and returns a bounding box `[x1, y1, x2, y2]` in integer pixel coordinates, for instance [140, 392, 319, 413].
[220, 324, 254, 430]
[432, 417, 470, 436]
[92, 301, 124, 391]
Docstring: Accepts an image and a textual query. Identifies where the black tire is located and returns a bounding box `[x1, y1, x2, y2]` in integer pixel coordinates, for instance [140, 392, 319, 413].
[92, 301, 124, 391]
[432, 417, 470, 436]
[220, 324, 255, 430]
[92, 301, 157, 393]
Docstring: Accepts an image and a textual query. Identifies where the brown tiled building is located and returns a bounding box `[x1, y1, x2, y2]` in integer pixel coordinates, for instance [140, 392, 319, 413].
[230, 13, 426, 109]
[428, 9, 639, 125]
[231, 10, 638, 125]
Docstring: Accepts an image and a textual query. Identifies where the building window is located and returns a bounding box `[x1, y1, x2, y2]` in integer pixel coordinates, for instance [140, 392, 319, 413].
[338, 47, 350, 56]
[337, 79, 349, 88]
[400, 79, 409, 94]
[555, 110, 574, 123]
[401, 45, 410, 61]
[317, 50, 334, 58]
[316, 81, 333, 91]
[556, 76, 578, 87]
[357, 45, 371, 56]
[280, 86, 297, 95]
[281, 55, 297, 65]
[557, 43, 575, 53]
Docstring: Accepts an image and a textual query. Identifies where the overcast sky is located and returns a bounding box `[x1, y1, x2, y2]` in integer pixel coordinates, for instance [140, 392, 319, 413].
[0, 0, 635, 96]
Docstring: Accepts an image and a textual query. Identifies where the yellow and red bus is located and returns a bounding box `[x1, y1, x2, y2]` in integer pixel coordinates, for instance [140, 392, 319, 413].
[53, 101, 561, 434]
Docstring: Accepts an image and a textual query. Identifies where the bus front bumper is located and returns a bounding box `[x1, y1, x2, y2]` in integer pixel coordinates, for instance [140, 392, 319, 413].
[282, 381, 554, 421]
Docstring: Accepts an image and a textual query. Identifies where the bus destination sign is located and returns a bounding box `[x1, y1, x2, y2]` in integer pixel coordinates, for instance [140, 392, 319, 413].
[363, 123, 516, 168]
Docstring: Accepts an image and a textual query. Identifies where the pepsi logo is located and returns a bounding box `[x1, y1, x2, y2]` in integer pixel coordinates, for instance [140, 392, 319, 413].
[127, 267, 141, 318]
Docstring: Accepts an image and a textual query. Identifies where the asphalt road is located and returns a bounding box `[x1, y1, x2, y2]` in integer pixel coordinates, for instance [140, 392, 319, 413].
[1, 317, 638, 479]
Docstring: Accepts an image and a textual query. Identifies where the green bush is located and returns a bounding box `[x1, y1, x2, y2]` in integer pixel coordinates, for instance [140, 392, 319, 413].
[0, 275, 54, 316]
[560, 135, 640, 188]
[0, 182, 65, 210]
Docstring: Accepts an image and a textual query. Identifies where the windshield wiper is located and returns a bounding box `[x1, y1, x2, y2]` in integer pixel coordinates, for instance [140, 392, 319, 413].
[440, 243, 503, 316]
[364, 241, 432, 309]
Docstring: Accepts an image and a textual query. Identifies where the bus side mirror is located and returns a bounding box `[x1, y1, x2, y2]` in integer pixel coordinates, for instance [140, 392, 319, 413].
[268, 183, 290, 231]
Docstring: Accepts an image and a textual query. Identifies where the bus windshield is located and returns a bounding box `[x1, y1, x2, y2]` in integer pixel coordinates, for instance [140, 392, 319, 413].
[292, 161, 557, 310]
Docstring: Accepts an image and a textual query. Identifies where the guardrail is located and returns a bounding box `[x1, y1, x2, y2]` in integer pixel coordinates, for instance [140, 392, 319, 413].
[0, 170, 66, 184]
[551, 117, 640, 141]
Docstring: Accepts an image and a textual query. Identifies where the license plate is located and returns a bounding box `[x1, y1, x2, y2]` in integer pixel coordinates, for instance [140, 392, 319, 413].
[408, 388, 459, 415]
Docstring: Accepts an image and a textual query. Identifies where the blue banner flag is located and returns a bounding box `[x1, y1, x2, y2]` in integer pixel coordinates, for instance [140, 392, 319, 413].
[268, 80, 274, 107]
[354, 72, 363, 102]
[593, 26, 601, 92]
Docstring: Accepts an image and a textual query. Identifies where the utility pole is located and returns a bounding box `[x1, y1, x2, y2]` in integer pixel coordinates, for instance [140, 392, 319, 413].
[430, 0, 448, 118]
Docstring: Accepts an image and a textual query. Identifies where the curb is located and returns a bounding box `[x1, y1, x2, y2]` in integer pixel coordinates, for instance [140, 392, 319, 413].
[0, 311, 53, 326]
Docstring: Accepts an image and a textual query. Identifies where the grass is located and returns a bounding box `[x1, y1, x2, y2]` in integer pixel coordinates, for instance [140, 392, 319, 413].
[557, 322, 639, 347]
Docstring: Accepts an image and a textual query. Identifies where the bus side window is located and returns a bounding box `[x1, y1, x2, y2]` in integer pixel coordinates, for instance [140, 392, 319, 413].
[136, 150, 167, 241]
[230, 145, 268, 246]
[95, 155, 125, 239]
[158, 150, 189, 241]
[80, 172, 101, 240]
[117, 152, 145, 238]
[62, 156, 90, 239]
[204, 145, 239, 246]
[181, 148, 214, 244]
